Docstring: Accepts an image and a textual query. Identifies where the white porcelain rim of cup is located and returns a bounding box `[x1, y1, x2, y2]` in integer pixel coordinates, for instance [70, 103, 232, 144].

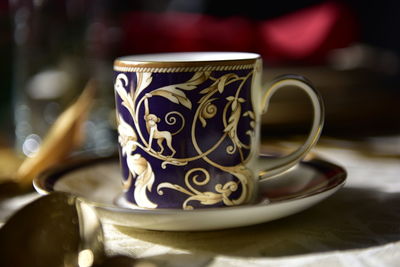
[117, 52, 260, 63]
[113, 52, 261, 73]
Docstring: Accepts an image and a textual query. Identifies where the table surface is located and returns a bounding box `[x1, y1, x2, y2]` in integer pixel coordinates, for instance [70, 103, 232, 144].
[1, 137, 400, 267]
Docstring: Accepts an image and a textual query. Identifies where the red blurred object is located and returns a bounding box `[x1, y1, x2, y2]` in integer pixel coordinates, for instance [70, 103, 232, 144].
[259, 1, 358, 63]
[121, 12, 255, 54]
[0, 0, 8, 13]
[120, 1, 358, 64]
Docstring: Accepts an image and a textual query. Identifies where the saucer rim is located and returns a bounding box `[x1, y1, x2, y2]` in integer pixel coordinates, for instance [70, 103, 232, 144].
[33, 154, 347, 215]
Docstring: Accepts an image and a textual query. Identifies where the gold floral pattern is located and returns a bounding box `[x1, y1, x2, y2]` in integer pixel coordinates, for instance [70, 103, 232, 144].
[116, 114, 157, 209]
[115, 68, 256, 209]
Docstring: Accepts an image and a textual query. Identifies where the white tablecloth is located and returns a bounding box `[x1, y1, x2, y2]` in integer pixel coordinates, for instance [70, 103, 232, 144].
[1, 143, 400, 266]
[102, 144, 400, 266]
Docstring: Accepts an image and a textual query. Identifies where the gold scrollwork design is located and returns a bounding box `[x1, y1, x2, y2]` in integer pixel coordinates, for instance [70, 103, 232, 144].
[115, 67, 257, 209]
[165, 111, 185, 136]
[199, 98, 218, 127]
[157, 168, 232, 210]
[116, 111, 157, 209]
[157, 165, 254, 209]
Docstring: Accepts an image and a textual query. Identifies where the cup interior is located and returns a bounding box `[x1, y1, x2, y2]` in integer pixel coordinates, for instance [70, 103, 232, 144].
[116, 52, 260, 64]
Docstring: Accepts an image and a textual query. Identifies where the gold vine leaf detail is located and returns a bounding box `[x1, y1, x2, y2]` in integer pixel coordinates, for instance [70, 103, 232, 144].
[157, 168, 244, 210]
[151, 72, 211, 109]
[152, 87, 192, 109]
[224, 96, 246, 146]
[184, 181, 241, 209]
[183, 192, 226, 210]
[117, 114, 158, 208]
[157, 182, 233, 210]
[128, 154, 158, 209]
[198, 73, 239, 104]
[117, 114, 138, 154]
[243, 110, 255, 119]
[200, 73, 239, 95]
[115, 74, 136, 118]
[185, 71, 212, 88]
[161, 159, 188, 169]
[243, 111, 256, 136]
[136, 72, 153, 95]
[134, 72, 153, 97]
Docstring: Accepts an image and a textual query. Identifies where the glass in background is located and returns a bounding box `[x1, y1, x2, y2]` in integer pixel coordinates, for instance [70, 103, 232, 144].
[10, 0, 120, 157]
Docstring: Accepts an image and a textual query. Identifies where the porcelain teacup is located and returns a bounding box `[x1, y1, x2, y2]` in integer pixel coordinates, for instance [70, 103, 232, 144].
[113, 52, 324, 210]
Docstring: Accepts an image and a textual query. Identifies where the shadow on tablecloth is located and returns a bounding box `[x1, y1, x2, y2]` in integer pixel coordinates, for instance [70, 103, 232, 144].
[116, 186, 400, 257]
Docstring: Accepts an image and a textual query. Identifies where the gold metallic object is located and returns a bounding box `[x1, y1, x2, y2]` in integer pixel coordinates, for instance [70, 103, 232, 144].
[0, 192, 153, 266]
[0, 192, 104, 267]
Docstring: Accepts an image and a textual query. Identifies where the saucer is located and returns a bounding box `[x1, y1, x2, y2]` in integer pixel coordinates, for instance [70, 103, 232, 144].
[34, 155, 346, 231]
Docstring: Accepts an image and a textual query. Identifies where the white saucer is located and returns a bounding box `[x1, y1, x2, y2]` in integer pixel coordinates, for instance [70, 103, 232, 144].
[34, 155, 346, 231]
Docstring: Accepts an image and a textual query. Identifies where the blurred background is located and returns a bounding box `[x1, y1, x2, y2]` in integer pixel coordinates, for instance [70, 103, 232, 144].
[1, 0, 400, 157]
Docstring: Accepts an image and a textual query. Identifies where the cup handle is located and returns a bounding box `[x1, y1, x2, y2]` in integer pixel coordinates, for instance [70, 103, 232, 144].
[258, 75, 324, 181]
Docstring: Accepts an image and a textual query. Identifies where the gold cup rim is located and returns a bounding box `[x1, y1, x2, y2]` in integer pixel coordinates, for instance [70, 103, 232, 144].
[113, 52, 260, 73]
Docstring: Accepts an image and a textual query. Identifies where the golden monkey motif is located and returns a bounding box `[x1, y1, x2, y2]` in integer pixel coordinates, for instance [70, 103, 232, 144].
[144, 113, 176, 157]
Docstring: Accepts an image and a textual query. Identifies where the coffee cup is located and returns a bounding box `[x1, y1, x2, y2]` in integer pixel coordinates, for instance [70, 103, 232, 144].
[114, 52, 324, 210]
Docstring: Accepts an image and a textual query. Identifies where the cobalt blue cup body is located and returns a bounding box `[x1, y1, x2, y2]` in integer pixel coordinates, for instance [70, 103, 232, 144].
[114, 52, 324, 210]
[114, 53, 262, 209]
